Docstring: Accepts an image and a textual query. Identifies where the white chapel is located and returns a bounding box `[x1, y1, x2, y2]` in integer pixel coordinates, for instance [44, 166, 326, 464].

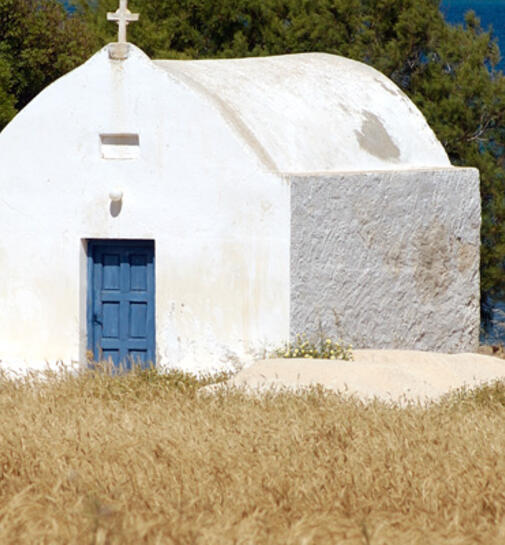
[0, 2, 481, 372]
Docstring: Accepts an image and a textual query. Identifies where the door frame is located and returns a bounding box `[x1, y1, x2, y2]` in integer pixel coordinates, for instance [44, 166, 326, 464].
[86, 238, 156, 368]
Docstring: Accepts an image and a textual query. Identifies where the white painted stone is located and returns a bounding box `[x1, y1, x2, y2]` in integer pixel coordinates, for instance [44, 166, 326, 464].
[154, 53, 450, 173]
[219, 351, 505, 405]
[0, 45, 290, 372]
[108, 190, 123, 202]
[0, 44, 480, 373]
[290, 169, 481, 353]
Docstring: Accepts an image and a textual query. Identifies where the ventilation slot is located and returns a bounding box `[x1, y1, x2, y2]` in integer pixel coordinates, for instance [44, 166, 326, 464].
[100, 134, 140, 160]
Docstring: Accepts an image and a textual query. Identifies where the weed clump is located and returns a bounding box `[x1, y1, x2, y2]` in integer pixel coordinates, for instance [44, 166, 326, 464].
[77, 364, 231, 400]
[441, 378, 505, 408]
[273, 333, 353, 360]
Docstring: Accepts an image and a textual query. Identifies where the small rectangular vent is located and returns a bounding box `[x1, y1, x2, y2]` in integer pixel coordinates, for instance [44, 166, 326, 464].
[100, 133, 140, 160]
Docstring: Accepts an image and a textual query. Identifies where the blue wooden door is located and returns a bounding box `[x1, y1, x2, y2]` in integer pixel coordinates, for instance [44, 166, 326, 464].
[88, 240, 155, 369]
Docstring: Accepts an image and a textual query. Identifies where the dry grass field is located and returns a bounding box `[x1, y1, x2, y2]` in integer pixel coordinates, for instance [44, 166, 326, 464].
[2, 367, 505, 544]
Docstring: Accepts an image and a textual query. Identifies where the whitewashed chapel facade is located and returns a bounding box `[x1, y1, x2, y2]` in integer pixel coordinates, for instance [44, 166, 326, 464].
[0, 2, 481, 372]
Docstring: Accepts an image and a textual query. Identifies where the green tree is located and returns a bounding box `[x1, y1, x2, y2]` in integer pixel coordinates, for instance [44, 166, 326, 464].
[0, 0, 96, 126]
[0, 54, 16, 127]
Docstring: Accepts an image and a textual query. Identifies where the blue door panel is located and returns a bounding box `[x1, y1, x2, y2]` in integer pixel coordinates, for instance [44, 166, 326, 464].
[129, 350, 147, 368]
[130, 303, 147, 338]
[88, 240, 155, 369]
[103, 349, 120, 367]
[130, 254, 148, 290]
[103, 254, 121, 290]
[102, 302, 120, 338]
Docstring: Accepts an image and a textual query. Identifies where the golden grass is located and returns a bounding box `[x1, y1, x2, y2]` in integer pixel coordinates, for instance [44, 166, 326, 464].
[2, 368, 505, 544]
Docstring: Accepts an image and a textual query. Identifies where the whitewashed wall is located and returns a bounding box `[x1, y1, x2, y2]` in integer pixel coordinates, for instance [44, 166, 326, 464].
[0, 45, 290, 373]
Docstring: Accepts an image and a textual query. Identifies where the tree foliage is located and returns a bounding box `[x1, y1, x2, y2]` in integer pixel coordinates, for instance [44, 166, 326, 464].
[0, 0, 96, 125]
[2, 0, 505, 325]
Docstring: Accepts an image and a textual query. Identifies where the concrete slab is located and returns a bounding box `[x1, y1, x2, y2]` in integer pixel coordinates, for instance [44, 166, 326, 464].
[217, 350, 505, 405]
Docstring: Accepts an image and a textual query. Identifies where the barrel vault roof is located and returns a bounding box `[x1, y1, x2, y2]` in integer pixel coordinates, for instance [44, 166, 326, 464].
[154, 52, 450, 173]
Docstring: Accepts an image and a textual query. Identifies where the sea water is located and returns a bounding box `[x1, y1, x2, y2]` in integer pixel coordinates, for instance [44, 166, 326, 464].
[441, 0, 505, 70]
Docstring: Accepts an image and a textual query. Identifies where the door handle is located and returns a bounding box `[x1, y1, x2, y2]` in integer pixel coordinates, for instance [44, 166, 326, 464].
[93, 313, 103, 326]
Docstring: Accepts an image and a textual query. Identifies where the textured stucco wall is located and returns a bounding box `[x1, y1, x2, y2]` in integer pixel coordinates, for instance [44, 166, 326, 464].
[290, 169, 481, 352]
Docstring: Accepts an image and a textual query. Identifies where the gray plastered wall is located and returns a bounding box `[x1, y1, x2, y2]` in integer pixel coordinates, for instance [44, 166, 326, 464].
[289, 168, 481, 352]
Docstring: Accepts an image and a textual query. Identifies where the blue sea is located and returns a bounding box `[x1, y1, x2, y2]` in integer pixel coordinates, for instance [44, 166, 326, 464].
[441, 0, 505, 70]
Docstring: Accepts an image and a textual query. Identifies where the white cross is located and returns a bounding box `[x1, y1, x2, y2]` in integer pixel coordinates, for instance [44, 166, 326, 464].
[107, 0, 139, 44]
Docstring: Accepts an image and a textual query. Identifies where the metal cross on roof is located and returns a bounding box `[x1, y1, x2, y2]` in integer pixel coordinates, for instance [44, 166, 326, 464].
[107, 0, 139, 44]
